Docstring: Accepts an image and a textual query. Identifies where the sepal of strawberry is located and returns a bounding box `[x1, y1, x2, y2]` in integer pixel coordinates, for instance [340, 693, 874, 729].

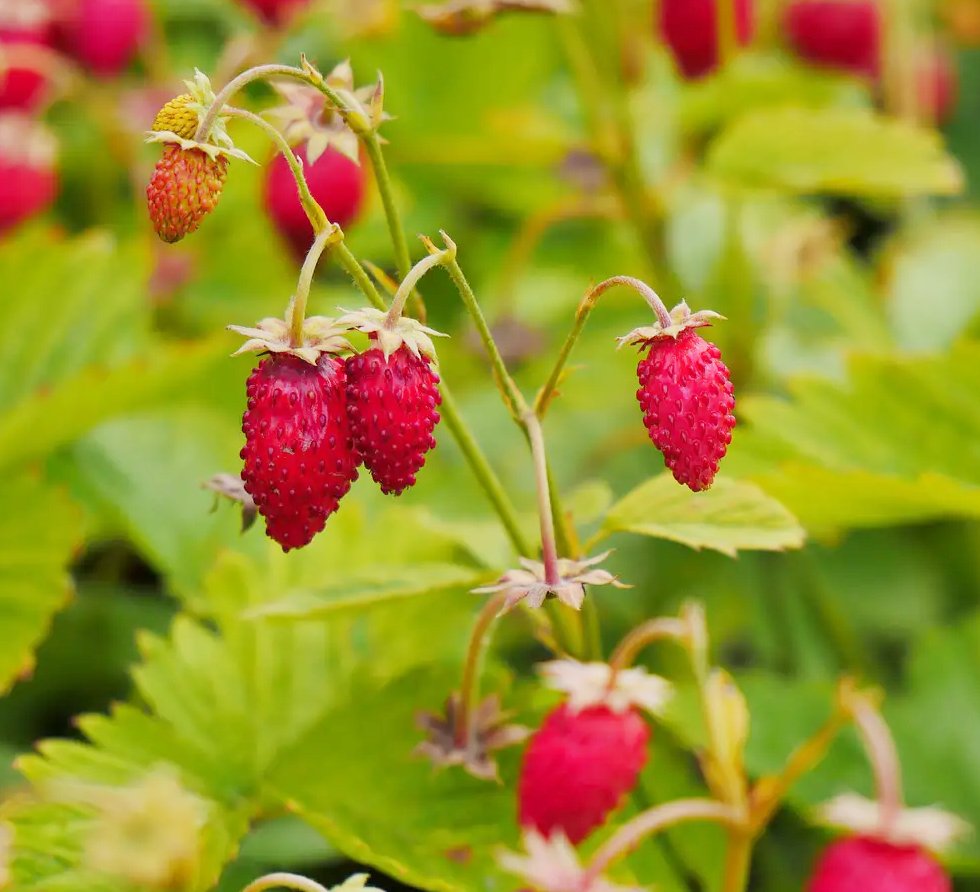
[617, 299, 724, 348]
[338, 306, 446, 362]
[145, 69, 254, 164]
[415, 693, 530, 782]
[300, 55, 387, 138]
[472, 551, 630, 613]
[816, 794, 970, 854]
[539, 658, 673, 717]
[498, 830, 641, 892]
[268, 59, 388, 164]
[229, 296, 351, 365]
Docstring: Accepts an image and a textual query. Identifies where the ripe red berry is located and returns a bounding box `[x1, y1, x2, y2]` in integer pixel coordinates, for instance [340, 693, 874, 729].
[0, 113, 57, 232]
[658, 0, 755, 79]
[236, 0, 311, 27]
[0, 3, 53, 112]
[345, 345, 441, 496]
[56, 0, 147, 77]
[784, 0, 881, 78]
[241, 353, 359, 552]
[146, 145, 228, 243]
[518, 704, 649, 845]
[264, 144, 366, 258]
[636, 328, 735, 492]
[808, 837, 950, 892]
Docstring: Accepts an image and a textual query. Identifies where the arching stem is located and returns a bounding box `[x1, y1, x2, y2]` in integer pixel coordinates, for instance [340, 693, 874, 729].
[384, 247, 451, 328]
[851, 693, 904, 832]
[290, 225, 342, 346]
[454, 591, 509, 746]
[590, 275, 673, 327]
[242, 873, 329, 892]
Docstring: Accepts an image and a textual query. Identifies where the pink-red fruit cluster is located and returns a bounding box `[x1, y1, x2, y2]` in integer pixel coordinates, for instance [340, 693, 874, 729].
[345, 345, 442, 496]
[636, 329, 735, 492]
[518, 704, 649, 844]
[241, 354, 359, 552]
[808, 837, 950, 892]
[264, 143, 366, 258]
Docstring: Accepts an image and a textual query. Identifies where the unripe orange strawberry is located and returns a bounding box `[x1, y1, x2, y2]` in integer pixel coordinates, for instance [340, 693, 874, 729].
[146, 145, 227, 243]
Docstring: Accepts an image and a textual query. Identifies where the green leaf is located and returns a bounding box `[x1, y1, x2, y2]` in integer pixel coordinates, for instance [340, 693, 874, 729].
[707, 108, 963, 197]
[0, 338, 227, 472]
[0, 475, 80, 695]
[596, 474, 805, 556]
[733, 342, 980, 532]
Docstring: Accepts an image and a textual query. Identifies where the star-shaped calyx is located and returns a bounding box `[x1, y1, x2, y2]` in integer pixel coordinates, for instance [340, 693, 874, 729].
[337, 306, 446, 363]
[145, 69, 254, 163]
[617, 300, 724, 349]
[267, 59, 388, 164]
[816, 794, 971, 854]
[228, 298, 351, 365]
[498, 830, 641, 892]
[415, 693, 529, 782]
[539, 659, 673, 717]
[472, 550, 629, 613]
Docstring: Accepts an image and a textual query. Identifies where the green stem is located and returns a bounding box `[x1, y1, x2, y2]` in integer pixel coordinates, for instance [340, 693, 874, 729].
[291, 226, 340, 345]
[224, 107, 383, 310]
[525, 412, 561, 587]
[721, 830, 753, 892]
[196, 63, 308, 142]
[384, 249, 448, 326]
[439, 386, 533, 557]
[454, 591, 508, 745]
[717, 0, 739, 70]
[443, 252, 529, 419]
[363, 132, 412, 280]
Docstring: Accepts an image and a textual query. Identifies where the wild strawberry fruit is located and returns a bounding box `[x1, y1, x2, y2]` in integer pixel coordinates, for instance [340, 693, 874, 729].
[518, 704, 648, 844]
[784, 0, 881, 78]
[620, 301, 735, 492]
[658, 0, 755, 79]
[264, 144, 365, 258]
[152, 93, 200, 140]
[146, 145, 228, 243]
[240, 353, 359, 551]
[808, 837, 950, 892]
[0, 113, 57, 232]
[236, 0, 311, 27]
[0, 0, 53, 111]
[344, 345, 441, 495]
[339, 306, 446, 495]
[517, 660, 672, 845]
[56, 0, 147, 77]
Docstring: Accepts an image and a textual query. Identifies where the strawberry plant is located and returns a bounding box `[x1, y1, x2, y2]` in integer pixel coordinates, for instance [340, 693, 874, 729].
[0, 2, 978, 892]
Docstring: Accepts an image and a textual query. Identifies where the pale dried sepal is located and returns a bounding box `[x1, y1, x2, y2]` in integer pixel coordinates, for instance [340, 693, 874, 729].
[472, 551, 629, 614]
[337, 306, 447, 362]
[228, 300, 351, 364]
[617, 301, 725, 349]
[330, 874, 387, 892]
[498, 830, 641, 892]
[816, 793, 972, 853]
[539, 659, 673, 716]
[415, 693, 529, 782]
[202, 473, 257, 533]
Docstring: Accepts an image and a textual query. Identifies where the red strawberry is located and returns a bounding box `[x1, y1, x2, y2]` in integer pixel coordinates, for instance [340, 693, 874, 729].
[56, 0, 147, 77]
[784, 0, 881, 78]
[0, 113, 57, 232]
[636, 328, 735, 491]
[241, 353, 359, 552]
[658, 0, 755, 79]
[146, 145, 228, 243]
[518, 703, 649, 844]
[264, 143, 365, 258]
[344, 345, 441, 495]
[236, 0, 311, 27]
[808, 837, 950, 892]
[0, 2, 53, 111]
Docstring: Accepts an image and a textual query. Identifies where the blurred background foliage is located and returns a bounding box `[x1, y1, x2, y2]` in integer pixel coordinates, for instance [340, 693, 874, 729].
[2, 0, 980, 889]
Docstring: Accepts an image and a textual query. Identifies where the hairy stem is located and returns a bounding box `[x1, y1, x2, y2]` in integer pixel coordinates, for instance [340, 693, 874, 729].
[384, 249, 447, 327]
[524, 413, 560, 586]
[851, 694, 904, 831]
[591, 275, 673, 327]
[586, 799, 736, 882]
[454, 591, 508, 745]
[290, 226, 340, 345]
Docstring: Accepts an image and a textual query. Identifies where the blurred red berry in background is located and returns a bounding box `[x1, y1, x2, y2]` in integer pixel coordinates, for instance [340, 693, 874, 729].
[0, 113, 58, 232]
[0, 0, 53, 111]
[658, 0, 755, 79]
[784, 0, 881, 78]
[236, 0, 312, 28]
[56, 0, 147, 77]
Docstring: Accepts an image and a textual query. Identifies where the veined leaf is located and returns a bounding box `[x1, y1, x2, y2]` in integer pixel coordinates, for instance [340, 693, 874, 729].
[0, 475, 80, 694]
[734, 342, 980, 532]
[594, 473, 805, 556]
[707, 107, 963, 197]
